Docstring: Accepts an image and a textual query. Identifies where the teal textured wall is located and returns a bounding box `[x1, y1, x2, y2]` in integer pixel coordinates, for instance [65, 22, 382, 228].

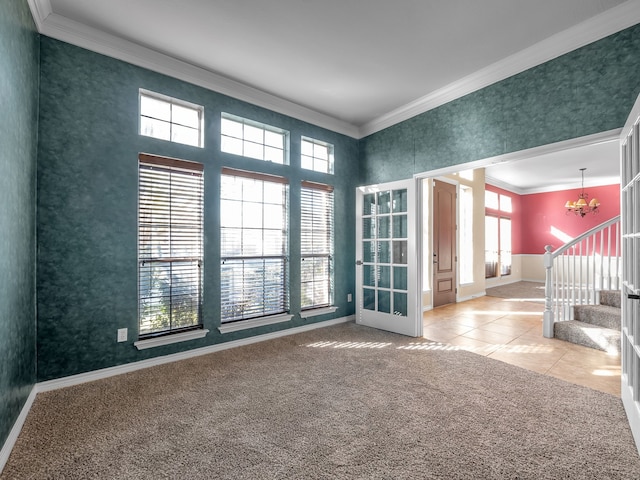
[36, 38, 359, 381]
[360, 24, 640, 184]
[0, 0, 39, 448]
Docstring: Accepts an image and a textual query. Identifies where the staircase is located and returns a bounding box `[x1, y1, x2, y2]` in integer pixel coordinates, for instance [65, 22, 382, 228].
[553, 290, 621, 353]
[542, 216, 622, 352]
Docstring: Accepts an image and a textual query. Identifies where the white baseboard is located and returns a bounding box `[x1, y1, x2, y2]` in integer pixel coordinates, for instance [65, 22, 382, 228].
[457, 292, 487, 303]
[37, 315, 354, 393]
[0, 386, 37, 474]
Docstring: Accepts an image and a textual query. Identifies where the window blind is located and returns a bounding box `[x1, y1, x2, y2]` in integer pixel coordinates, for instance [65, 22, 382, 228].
[301, 182, 334, 309]
[220, 170, 289, 323]
[138, 154, 204, 337]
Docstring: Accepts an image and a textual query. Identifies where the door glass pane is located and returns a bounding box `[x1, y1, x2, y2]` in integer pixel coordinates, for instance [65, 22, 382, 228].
[377, 216, 390, 239]
[393, 240, 407, 264]
[393, 214, 407, 238]
[378, 290, 390, 313]
[393, 266, 407, 290]
[378, 241, 390, 263]
[363, 241, 375, 263]
[363, 217, 375, 239]
[363, 288, 376, 310]
[363, 265, 375, 287]
[394, 292, 407, 316]
[392, 189, 407, 213]
[378, 266, 391, 288]
[377, 191, 391, 214]
[363, 194, 375, 215]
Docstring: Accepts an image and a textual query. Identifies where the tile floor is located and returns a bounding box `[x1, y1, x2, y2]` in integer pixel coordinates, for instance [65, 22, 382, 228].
[422, 295, 621, 396]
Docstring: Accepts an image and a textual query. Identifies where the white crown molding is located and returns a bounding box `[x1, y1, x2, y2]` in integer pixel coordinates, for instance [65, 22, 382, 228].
[484, 175, 620, 195]
[26, 0, 51, 31]
[28, 2, 360, 138]
[28, 0, 640, 140]
[359, 0, 640, 138]
[484, 176, 526, 195]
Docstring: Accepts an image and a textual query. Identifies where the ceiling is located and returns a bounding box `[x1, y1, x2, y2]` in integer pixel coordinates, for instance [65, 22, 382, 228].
[484, 136, 620, 194]
[28, 0, 637, 190]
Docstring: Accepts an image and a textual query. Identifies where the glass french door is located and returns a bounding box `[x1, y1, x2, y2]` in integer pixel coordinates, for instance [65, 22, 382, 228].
[355, 179, 420, 337]
[621, 93, 640, 451]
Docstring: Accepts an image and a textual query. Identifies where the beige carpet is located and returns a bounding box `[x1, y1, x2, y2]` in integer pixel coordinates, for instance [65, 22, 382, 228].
[486, 280, 546, 301]
[3, 322, 640, 479]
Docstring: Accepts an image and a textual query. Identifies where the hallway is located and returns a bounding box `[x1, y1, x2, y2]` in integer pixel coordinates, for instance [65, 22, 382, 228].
[422, 295, 621, 396]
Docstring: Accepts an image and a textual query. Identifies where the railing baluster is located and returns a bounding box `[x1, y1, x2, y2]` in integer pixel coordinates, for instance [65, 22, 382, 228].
[599, 228, 604, 291]
[543, 216, 620, 337]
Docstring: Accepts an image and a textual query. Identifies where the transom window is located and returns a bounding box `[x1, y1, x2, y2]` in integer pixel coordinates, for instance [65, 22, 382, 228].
[221, 113, 288, 164]
[137, 154, 204, 337]
[139, 90, 204, 148]
[220, 168, 289, 322]
[301, 181, 334, 309]
[485, 190, 512, 213]
[301, 137, 334, 174]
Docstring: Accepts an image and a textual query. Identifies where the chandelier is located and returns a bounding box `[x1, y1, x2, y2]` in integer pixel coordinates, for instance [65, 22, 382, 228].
[564, 168, 600, 217]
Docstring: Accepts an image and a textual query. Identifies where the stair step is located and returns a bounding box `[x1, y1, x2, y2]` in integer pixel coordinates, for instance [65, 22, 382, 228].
[554, 320, 620, 354]
[599, 290, 621, 309]
[574, 304, 620, 330]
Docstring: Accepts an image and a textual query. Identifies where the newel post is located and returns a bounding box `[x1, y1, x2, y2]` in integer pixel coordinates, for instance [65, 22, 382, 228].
[543, 245, 554, 338]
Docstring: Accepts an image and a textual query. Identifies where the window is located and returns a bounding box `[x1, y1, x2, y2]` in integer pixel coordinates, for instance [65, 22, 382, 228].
[485, 190, 499, 210]
[139, 90, 204, 147]
[485, 189, 512, 278]
[459, 185, 474, 284]
[221, 113, 288, 164]
[301, 181, 334, 309]
[220, 168, 289, 322]
[301, 137, 334, 174]
[138, 154, 204, 337]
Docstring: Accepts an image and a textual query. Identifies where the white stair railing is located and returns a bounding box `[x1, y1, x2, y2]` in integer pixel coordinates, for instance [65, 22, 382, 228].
[543, 216, 621, 338]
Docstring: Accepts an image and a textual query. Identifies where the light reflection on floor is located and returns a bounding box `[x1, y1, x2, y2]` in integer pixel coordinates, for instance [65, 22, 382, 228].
[423, 296, 621, 396]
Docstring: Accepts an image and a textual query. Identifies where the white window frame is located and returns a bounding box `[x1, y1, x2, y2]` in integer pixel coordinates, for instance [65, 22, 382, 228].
[300, 181, 335, 312]
[139, 89, 204, 148]
[301, 136, 334, 174]
[219, 167, 290, 328]
[136, 153, 207, 346]
[221, 113, 289, 164]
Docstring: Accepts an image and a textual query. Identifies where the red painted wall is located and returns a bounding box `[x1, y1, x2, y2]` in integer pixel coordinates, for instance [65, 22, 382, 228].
[519, 184, 620, 254]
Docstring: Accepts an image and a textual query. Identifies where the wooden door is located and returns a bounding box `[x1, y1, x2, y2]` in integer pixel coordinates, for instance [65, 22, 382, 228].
[433, 180, 456, 307]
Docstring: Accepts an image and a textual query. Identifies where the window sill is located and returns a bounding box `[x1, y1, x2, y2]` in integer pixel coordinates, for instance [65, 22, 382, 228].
[300, 306, 338, 318]
[134, 329, 209, 350]
[218, 313, 293, 334]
